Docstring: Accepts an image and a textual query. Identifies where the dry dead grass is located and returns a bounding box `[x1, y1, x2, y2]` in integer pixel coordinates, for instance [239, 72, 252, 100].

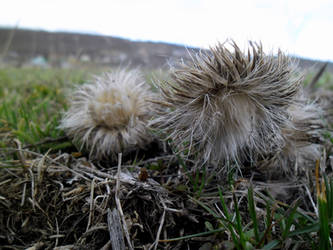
[1, 142, 331, 249]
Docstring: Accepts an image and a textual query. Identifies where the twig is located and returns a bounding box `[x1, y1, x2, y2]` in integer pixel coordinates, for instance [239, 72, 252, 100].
[55, 218, 59, 247]
[138, 155, 176, 166]
[37, 149, 51, 183]
[21, 180, 27, 207]
[74, 168, 105, 182]
[100, 241, 111, 250]
[149, 200, 166, 250]
[76, 163, 167, 193]
[164, 207, 183, 213]
[77, 225, 108, 240]
[24, 242, 44, 250]
[107, 208, 125, 250]
[115, 153, 134, 250]
[304, 184, 318, 216]
[86, 178, 96, 232]
[28, 168, 36, 211]
[13, 139, 26, 167]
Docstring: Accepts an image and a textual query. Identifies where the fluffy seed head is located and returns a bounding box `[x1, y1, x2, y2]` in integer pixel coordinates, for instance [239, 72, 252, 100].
[262, 98, 324, 171]
[59, 69, 155, 159]
[152, 41, 302, 163]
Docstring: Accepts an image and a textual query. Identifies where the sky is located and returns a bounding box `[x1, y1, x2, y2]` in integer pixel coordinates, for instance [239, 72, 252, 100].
[0, 0, 332, 61]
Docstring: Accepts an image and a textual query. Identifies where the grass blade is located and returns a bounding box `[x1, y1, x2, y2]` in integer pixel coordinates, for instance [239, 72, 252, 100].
[248, 185, 260, 243]
[233, 192, 246, 249]
[282, 199, 299, 239]
[262, 240, 280, 250]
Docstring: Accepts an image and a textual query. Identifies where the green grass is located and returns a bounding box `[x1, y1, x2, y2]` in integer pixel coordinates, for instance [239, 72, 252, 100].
[163, 176, 333, 249]
[0, 67, 91, 152]
[303, 71, 333, 90]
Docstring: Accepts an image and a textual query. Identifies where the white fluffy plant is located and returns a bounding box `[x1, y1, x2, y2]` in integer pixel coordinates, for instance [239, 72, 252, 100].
[59, 69, 156, 160]
[151, 41, 323, 171]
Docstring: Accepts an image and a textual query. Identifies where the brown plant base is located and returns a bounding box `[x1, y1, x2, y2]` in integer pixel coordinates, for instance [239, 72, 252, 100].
[0, 145, 328, 249]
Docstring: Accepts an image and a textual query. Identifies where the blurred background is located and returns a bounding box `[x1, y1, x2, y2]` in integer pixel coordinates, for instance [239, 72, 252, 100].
[0, 0, 332, 70]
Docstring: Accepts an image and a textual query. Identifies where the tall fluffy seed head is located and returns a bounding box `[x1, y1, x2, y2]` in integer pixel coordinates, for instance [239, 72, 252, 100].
[152, 41, 302, 164]
[59, 69, 155, 160]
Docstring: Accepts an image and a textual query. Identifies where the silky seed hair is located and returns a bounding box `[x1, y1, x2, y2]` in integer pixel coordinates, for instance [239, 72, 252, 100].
[59, 69, 155, 160]
[263, 96, 324, 171]
[151, 41, 302, 164]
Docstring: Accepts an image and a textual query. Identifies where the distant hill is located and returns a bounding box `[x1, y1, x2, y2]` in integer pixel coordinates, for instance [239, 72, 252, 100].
[0, 27, 198, 68]
[0, 27, 331, 72]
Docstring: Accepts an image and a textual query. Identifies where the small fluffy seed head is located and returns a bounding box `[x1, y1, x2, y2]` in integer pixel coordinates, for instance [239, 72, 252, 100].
[152, 41, 302, 164]
[262, 99, 324, 171]
[59, 69, 155, 159]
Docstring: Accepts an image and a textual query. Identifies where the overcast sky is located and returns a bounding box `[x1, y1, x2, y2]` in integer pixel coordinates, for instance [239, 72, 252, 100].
[1, 0, 332, 61]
